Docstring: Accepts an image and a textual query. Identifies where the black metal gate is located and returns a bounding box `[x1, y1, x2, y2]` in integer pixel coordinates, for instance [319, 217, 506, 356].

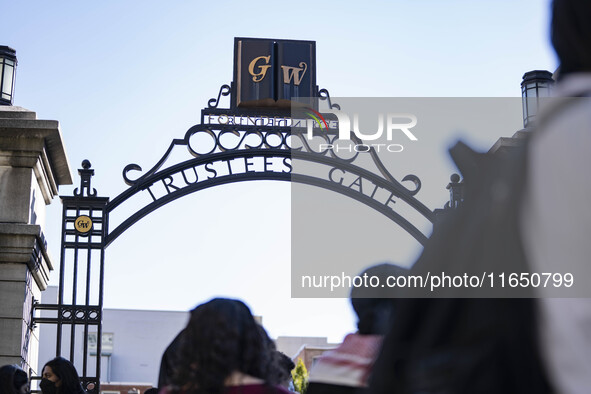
[32, 77, 455, 393]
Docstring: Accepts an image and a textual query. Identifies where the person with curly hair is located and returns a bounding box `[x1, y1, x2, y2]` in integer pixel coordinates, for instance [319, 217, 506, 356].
[165, 298, 290, 394]
[40, 357, 85, 394]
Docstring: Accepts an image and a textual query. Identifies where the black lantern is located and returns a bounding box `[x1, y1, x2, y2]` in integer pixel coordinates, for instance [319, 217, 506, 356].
[0, 46, 17, 106]
[521, 70, 554, 128]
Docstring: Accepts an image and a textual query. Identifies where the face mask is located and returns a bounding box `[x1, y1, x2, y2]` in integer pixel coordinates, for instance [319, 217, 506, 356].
[40, 379, 57, 394]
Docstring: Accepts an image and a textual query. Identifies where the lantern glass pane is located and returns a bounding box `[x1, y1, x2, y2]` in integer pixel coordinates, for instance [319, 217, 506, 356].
[0, 61, 5, 98]
[527, 96, 537, 118]
[537, 82, 551, 97]
[527, 86, 537, 97]
[528, 82, 540, 96]
[2, 64, 14, 98]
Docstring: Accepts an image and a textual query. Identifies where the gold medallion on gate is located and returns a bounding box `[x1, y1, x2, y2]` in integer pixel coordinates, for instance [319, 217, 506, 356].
[74, 215, 93, 234]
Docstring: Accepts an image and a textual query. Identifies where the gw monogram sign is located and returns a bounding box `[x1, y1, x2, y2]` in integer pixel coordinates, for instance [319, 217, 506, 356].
[248, 56, 308, 85]
[74, 215, 93, 235]
[234, 37, 316, 108]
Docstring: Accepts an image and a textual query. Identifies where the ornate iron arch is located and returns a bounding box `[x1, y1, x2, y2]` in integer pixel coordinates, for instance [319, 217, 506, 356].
[32, 85, 438, 393]
[103, 105, 433, 246]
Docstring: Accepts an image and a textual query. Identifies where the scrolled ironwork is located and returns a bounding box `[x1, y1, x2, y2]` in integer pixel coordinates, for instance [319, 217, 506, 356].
[347, 133, 422, 196]
[208, 84, 232, 108]
[61, 308, 73, 319]
[122, 163, 143, 185]
[73, 160, 97, 197]
[292, 129, 359, 164]
[122, 85, 426, 200]
[318, 88, 341, 110]
[402, 174, 422, 195]
[185, 125, 296, 156]
[117, 119, 429, 219]
[122, 138, 186, 185]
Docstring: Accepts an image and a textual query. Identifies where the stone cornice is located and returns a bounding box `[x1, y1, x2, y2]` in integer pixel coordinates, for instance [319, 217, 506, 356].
[0, 106, 73, 190]
[0, 223, 53, 290]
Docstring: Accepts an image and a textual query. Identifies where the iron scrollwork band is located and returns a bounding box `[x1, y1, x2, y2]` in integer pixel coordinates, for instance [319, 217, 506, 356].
[110, 108, 435, 246]
[119, 125, 425, 197]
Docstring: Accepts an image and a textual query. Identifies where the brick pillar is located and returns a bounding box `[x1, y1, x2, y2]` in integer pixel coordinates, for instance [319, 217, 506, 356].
[0, 106, 71, 372]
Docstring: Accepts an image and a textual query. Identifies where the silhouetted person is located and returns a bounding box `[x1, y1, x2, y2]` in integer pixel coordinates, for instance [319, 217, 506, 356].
[370, 1, 591, 393]
[0, 364, 29, 394]
[521, 1, 591, 392]
[163, 298, 290, 394]
[40, 357, 85, 394]
[308, 264, 408, 394]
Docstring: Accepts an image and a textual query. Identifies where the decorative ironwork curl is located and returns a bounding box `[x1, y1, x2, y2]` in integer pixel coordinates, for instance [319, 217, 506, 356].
[401, 174, 422, 195]
[122, 125, 295, 186]
[208, 84, 231, 108]
[122, 139, 187, 186]
[318, 88, 340, 110]
[73, 160, 97, 197]
[348, 134, 421, 196]
[242, 130, 265, 150]
[217, 129, 242, 152]
[184, 126, 293, 158]
[61, 308, 72, 319]
[122, 164, 143, 185]
[263, 131, 287, 149]
[121, 121, 425, 203]
[293, 130, 360, 164]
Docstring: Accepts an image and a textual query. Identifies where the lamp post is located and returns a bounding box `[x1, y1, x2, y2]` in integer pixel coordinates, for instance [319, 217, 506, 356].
[0, 46, 17, 106]
[521, 70, 554, 128]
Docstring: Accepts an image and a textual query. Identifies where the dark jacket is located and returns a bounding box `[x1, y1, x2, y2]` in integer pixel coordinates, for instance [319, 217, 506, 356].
[369, 140, 553, 393]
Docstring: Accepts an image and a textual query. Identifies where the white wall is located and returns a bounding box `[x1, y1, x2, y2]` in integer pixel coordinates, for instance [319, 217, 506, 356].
[38, 287, 189, 386]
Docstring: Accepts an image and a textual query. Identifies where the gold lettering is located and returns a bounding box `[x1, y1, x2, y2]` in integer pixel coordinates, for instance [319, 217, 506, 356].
[281, 62, 307, 86]
[248, 56, 271, 82]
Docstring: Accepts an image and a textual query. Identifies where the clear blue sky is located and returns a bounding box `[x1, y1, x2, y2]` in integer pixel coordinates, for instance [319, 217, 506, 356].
[2, 1, 556, 342]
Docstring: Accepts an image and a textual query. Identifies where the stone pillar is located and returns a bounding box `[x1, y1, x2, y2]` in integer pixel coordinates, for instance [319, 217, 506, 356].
[0, 106, 71, 372]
